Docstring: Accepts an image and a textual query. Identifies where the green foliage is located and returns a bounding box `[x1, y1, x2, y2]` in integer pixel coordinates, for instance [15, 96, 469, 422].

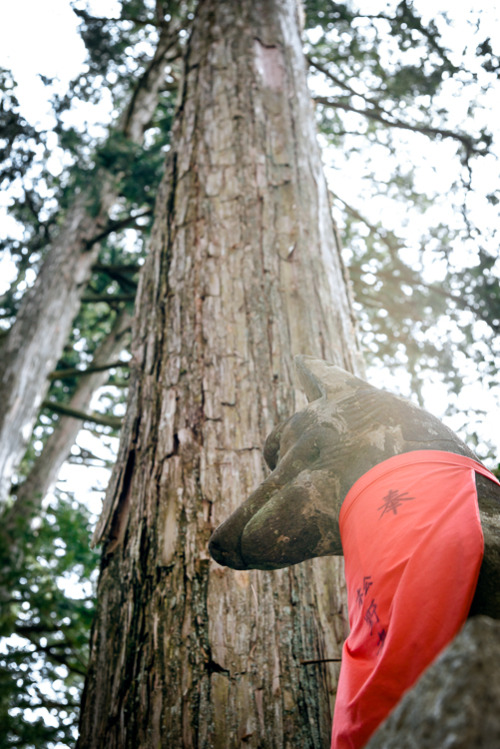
[0, 493, 98, 748]
[92, 124, 171, 208]
[305, 0, 457, 88]
[303, 1, 500, 459]
[0, 69, 55, 328]
[73, 5, 133, 77]
[0, 69, 43, 188]
[0, 0, 178, 331]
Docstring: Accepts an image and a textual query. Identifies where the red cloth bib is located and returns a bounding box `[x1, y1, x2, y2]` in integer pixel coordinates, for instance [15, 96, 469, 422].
[331, 450, 500, 749]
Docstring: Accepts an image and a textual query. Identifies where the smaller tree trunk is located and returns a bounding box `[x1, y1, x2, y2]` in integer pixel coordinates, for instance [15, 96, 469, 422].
[0, 310, 131, 586]
[0, 17, 177, 504]
[5, 309, 131, 526]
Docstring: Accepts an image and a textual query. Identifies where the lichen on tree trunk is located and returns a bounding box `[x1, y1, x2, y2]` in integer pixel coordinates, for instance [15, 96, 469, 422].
[79, 1, 361, 746]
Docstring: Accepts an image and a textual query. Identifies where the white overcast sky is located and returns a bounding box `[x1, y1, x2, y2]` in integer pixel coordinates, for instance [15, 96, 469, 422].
[0, 1, 87, 120]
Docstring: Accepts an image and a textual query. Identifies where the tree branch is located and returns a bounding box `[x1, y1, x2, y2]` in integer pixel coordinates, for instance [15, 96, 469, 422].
[81, 293, 136, 304]
[92, 263, 141, 274]
[120, 14, 185, 142]
[49, 360, 129, 381]
[84, 208, 152, 250]
[314, 95, 487, 156]
[42, 400, 123, 429]
[332, 190, 497, 327]
[93, 267, 139, 292]
[67, 453, 114, 468]
[15, 623, 62, 635]
[13, 625, 88, 675]
[308, 57, 383, 112]
[35, 646, 87, 676]
[29, 697, 81, 711]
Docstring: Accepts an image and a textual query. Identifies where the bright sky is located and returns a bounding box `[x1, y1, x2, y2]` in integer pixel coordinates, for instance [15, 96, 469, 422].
[0, 1, 87, 122]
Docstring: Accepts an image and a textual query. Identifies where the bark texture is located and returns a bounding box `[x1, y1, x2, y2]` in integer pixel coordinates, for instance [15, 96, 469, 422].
[79, 0, 361, 747]
[0, 20, 175, 504]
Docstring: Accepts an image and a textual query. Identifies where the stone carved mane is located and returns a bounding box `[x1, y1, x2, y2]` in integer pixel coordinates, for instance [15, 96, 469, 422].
[209, 356, 500, 619]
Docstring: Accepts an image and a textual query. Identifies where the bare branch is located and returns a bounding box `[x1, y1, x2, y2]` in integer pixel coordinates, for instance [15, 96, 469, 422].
[42, 400, 123, 429]
[308, 56, 383, 112]
[49, 360, 129, 381]
[35, 647, 87, 677]
[92, 263, 141, 274]
[92, 266, 139, 292]
[85, 208, 152, 250]
[81, 293, 136, 304]
[29, 697, 81, 711]
[314, 95, 487, 156]
[332, 190, 498, 329]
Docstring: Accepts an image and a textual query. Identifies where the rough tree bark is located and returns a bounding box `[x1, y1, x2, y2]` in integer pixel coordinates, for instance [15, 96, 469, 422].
[0, 17, 176, 504]
[78, 0, 361, 746]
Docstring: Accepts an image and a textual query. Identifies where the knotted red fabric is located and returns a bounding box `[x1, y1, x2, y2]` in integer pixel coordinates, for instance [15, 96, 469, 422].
[331, 450, 500, 749]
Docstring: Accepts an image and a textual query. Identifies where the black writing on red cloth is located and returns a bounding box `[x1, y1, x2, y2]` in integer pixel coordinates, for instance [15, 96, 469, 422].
[377, 628, 387, 653]
[378, 488, 415, 519]
[357, 576, 373, 607]
[355, 575, 386, 653]
[364, 600, 380, 635]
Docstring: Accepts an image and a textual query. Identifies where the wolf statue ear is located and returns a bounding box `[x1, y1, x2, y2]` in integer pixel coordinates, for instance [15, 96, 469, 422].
[294, 355, 368, 403]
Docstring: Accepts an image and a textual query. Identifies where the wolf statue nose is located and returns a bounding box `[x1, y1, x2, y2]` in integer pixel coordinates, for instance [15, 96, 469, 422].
[208, 533, 226, 566]
[208, 526, 248, 570]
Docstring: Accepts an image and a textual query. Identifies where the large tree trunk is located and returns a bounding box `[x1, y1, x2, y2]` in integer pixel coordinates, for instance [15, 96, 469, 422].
[78, 0, 360, 746]
[0, 19, 176, 504]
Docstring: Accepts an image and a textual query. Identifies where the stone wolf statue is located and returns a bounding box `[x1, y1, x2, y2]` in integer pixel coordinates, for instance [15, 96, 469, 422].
[209, 356, 500, 749]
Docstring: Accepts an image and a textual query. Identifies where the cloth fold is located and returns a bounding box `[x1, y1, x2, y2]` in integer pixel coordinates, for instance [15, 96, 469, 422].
[331, 450, 500, 749]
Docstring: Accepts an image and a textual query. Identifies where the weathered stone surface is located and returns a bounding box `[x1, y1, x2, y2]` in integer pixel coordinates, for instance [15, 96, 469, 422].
[366, 616, 500, 749]
[209, 356, 500, 618]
